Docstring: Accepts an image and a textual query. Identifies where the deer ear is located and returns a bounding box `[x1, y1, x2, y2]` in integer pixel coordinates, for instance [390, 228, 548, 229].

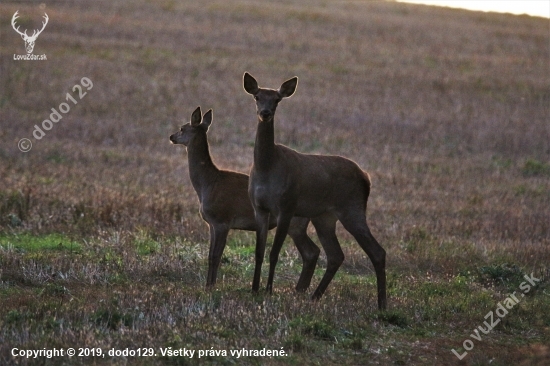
[191, 106, 202, 126]
[279, 77, 298, 98]
[243, 72, 259, 95]
[201, 109, 213, 131]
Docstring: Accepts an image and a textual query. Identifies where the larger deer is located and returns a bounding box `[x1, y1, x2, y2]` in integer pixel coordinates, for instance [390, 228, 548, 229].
[243, 73, 387, 310]
[170, 107, 320, 291]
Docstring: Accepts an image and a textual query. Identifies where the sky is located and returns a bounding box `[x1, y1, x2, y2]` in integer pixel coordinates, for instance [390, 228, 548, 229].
[397, 0, 550, 18]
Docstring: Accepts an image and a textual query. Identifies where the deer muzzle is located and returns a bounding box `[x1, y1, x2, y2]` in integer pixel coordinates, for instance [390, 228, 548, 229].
[259, 110, 272, 121]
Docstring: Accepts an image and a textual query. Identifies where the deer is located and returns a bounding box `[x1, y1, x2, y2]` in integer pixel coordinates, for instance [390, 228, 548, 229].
[170, 106, 320, 291]
[243, 73, 387, 310]
[11, 11, 49, 54]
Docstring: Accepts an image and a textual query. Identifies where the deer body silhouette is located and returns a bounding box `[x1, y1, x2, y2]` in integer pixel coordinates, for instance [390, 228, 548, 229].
[11, 11, 49, 54]
[170, 107, 320, 290]
[243, 73, 387, 310]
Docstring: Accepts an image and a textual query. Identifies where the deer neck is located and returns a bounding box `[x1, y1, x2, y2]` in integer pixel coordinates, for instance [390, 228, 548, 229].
[186, 134, 218, 194]
[254, 118, 277, 172]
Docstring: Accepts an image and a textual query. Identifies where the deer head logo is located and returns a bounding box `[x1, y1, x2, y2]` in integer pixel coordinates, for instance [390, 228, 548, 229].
[11, 11, 49, 54]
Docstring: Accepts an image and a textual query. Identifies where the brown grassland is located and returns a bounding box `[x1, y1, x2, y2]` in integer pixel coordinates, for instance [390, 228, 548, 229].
[0, 0, 549, 365]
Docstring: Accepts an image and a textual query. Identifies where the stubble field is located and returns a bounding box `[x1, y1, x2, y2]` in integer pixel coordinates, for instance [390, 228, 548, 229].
[0, 0, 549, 365]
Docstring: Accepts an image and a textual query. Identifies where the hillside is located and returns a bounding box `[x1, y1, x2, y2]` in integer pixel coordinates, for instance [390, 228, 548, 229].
[1, 1, 549, 364]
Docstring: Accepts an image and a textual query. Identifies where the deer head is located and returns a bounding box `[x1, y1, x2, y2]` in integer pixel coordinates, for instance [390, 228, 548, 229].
[11, 11, 49, 54]
[170, 107, 213, 146]
[243, 72, 298, 122]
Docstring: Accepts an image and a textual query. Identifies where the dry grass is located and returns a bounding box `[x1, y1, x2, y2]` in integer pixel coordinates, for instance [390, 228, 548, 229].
[0, 0, 549, 365]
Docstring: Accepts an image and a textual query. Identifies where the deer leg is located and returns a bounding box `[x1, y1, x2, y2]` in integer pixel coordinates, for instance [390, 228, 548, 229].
[206, 223, 229, 287]
[206, 224, 216, 286]
[338, 212, 387, 310]
[311, 214, 343, 300]
[266, 213, 294, 293]
[252, 209, 270, 292]
[287, 217, 320, 292]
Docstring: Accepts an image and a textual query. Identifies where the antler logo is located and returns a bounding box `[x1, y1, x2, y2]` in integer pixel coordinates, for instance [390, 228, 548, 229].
[11, 10, 49, 54]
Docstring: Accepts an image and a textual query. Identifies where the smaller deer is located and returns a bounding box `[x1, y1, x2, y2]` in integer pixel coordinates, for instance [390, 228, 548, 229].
[170, 107, 320, 290]
[11, 11, 49, 54]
